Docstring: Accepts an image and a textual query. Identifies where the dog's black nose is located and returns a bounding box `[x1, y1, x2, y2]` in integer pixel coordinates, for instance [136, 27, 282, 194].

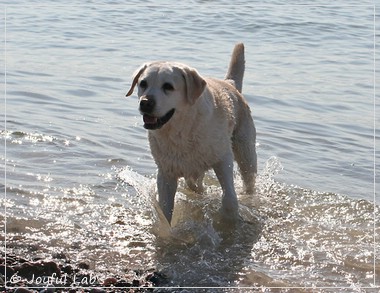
[139, 97, 155, 113]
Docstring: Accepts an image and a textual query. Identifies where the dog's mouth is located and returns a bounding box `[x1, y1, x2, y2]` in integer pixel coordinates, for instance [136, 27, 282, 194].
[143, 109, 175, 130]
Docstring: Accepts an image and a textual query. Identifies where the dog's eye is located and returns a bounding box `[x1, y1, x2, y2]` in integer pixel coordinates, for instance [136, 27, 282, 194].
[139, 80, 148, 89]
[162, 83, 174, 92]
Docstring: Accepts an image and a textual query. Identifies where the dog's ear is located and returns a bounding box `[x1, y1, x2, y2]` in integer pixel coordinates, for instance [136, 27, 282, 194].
[180, 66, 206, 105]
[126, 64, 148, 97]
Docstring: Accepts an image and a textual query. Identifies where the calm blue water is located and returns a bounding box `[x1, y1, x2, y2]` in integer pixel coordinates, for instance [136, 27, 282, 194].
[1, 2, 378, 291]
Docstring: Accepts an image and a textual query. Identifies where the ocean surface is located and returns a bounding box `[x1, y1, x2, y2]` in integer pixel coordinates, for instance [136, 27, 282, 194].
[1, 1, 378, 292]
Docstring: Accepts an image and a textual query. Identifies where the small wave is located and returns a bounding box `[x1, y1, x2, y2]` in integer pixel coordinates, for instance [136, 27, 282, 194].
[2, 130, 55, 144]
[8, 91, 60, 102]
[1, 130, 84, 148]
[65, 89, 98, 97]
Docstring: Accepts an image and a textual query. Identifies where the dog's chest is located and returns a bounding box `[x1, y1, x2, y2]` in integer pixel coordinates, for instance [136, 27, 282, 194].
[148, 132, 222, 178]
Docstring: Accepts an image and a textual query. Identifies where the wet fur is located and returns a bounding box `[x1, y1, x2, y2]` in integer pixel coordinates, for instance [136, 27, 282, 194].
[126, 43, 257, 225]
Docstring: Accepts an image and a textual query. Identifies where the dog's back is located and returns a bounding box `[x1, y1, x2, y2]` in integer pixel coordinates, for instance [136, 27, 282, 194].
[225, 43, 245, 93]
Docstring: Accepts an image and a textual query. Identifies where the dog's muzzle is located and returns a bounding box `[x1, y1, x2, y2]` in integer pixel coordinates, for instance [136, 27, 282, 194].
[139, 96, 175, 130]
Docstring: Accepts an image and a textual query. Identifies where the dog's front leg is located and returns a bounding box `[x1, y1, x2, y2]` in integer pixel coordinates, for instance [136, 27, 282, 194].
[213, 152, 239, 220]
[157, 169, 178, 224]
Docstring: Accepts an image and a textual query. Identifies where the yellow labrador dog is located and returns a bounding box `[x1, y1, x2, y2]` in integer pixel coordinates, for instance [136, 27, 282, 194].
[126, 43, 257, 225]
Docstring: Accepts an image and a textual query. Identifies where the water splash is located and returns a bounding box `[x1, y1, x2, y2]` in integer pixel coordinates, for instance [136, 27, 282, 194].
[2, 157, 377, 290]
[117, 157, 377, 290]
[256, 156, 284, 196]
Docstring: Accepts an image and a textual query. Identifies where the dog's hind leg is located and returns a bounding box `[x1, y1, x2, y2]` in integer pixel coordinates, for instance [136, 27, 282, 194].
[232, 120, 257, 194]
[213, 151, 239, 220]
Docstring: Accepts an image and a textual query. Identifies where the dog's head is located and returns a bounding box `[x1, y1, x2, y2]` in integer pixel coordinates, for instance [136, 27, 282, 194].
[126, 62, 206, 130]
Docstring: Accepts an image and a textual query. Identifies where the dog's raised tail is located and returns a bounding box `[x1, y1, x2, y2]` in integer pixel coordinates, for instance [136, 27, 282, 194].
[225, 43, 245, 93]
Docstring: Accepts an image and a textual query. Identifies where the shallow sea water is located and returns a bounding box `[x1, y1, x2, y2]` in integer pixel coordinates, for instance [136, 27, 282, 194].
[1, 1, 379, 292]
